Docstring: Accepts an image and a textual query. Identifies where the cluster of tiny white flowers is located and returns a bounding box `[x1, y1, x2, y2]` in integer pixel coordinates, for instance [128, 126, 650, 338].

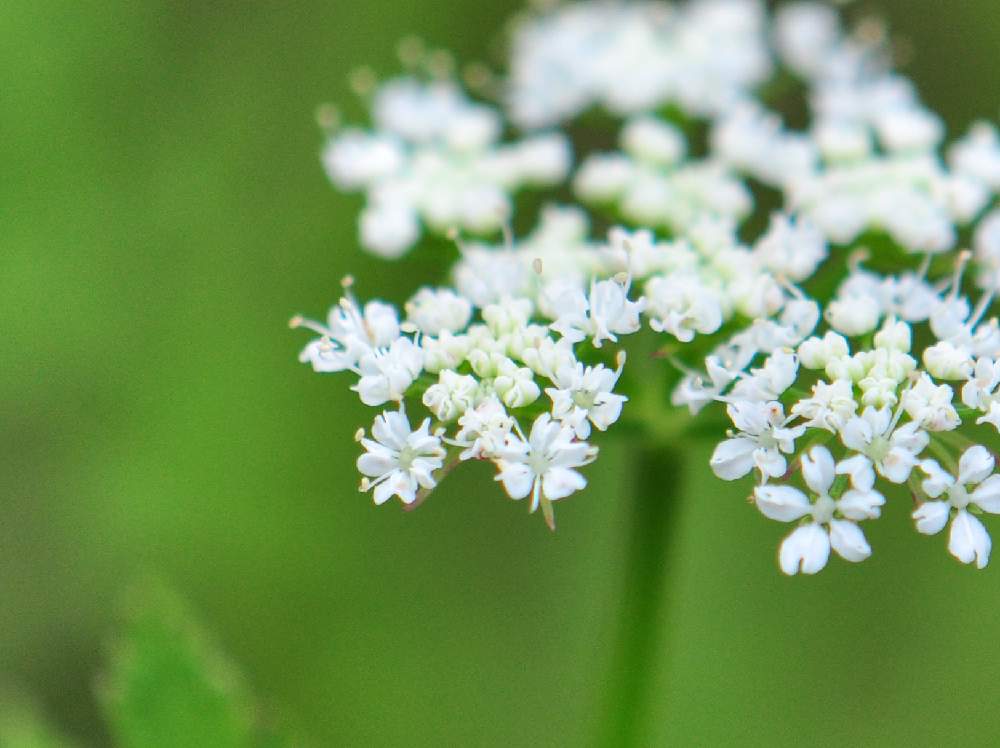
[506, 0, 771, 128]
[323, 74, 570, 257]
[298, 0, 1000, 573]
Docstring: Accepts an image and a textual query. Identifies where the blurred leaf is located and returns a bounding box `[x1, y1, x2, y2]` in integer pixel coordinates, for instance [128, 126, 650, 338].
[0, 692, 76, 748]
[97, 581, 258, 748]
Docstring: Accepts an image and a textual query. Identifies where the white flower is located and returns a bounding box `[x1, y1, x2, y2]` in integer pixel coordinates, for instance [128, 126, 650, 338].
[520, 336, 578, 380]
[405, 288, 472, 335]
[711, 401, 805, 481]
[483, 297, 534, 336]
[421, 330, 471, 373]
[295, 297, 400, 373]
[827, 294, 881, 337]
[901, 373, 959, 432]
[875, 108, 944, 154]
[914, 446, 1000, 568]
[950, 122, 1000, 191]
[549, 277, 645, 348]
[753, 213, 827, 282]
[359, 199, 420, 259]
[621, 116, 686, 166]
[493, 359, 541, 408]
[494, 414, 597, 529]
[839, 406, 928, 483]
[962, 357, 1000, 410]
[755, 446, 884, 575]
[923, 341, 974, 381]
[672, 355, 739, 415]
[323, 130, 405, 189]
[352, 337, 424, 406]
[546, 357, 626, 439]
[873, 318, 912, 352]
[644, 273, 724, 342]
[798, 331, 849, 370]
[422, 370, 479, 422]
[451, 395, 514, 461]
[357, 408, 445, 505]
[791, 378, 857, 432]
[730, 349, 799, 403]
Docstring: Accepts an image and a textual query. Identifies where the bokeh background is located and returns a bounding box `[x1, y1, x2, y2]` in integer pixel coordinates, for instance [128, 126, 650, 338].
[4, 1, 1000, 745]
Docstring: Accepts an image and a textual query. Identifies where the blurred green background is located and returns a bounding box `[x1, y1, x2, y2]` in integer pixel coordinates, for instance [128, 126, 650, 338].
[4, 1, 1000, 745]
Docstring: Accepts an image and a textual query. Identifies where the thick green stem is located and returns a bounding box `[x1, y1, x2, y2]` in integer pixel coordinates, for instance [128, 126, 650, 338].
[597, 444, 683, 747]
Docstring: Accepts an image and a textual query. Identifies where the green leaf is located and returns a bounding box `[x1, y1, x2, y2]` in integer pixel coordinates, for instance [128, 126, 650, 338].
[97, 581, 257, 748]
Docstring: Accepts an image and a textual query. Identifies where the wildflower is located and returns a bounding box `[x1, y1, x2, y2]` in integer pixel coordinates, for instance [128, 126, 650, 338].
[839, 406, 928, 483]
[755, 446, 884, 574]
[711, 401, 805, 481]
[914, 447, 1000, 568]
[546, 356, 627, 439]
[494, 414, 597, 529]
[357, 408, 446, 505]
[549, 276, 645, 348]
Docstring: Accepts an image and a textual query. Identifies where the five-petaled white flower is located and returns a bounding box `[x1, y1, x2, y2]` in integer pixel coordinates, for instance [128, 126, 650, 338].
[545, 357, 627, 439]
[711, 401, 806, 481]
[549, 276, 645, 348]
[357, 408, 446, 506]
[913, 446, 1000, 568]
[494, 413, 597, 530]
[839, 406, 928, 483]
[755, 446, 884, 575]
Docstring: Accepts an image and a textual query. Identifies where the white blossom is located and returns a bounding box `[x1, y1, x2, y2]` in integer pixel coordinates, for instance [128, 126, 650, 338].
[711, 401, 805, 481]
[755, 445, 883, 575]
[494, 414, 597, 529]
[914, 446, 1000, 568]
[357, 408, 445, 505]
[839, 406, 928, 483]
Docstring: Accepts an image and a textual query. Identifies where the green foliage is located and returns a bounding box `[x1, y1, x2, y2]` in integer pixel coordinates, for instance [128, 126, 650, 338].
[98, 582, 259, 748]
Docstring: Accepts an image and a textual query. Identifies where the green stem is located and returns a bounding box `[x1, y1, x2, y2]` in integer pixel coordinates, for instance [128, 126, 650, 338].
[597, 444, 683, 747]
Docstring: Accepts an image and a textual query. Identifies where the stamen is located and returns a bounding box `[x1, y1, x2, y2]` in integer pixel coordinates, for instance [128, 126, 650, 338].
[948, 250, 972, 301]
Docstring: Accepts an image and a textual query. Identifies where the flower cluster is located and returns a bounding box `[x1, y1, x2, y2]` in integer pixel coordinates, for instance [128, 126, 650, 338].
[298, 0, 1000, 574]
[323, 74, 570, 257]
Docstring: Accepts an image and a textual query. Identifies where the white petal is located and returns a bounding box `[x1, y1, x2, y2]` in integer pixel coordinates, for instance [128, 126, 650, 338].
[836, 454, 875, 491]
[541, 466, 587, 500]
[754, 485, 812, 522]
[958, 445, 995, 486]
[948, 510, 992, 568]
[710, 437, 756, 480]
[918, 458, 954, 498]
[837, 489, 885, 521]
[879, 447, 917, 484]
[754, 447, 788, 480]
[372, 480, 396, 506]
[357, 449, 396, 479]
[497, 462, 534, 500]
[840, 416, 872, 452]
[801, 446, 835, 495]
[829, 519, 872, 563]
[779, 524, 831, 575]
[913, 501, 951, 535]
[972, 475, 1000, 513]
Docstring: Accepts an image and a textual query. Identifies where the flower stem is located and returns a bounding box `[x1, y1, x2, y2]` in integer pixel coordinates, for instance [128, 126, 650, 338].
[597, 444, 683, 746]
